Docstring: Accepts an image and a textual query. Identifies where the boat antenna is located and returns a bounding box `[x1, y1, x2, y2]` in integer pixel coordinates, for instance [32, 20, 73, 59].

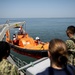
[25, 22, 26, 32]
[5, 19, 10, 24]
[23, 21, 26, 33]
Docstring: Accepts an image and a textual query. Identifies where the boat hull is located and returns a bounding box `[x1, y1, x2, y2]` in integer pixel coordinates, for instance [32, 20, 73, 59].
[9, 43, 48, 59]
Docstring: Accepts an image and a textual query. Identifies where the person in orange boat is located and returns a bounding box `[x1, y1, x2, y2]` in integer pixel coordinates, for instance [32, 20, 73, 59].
[12, 34, 19, 45]
[35, 37, 44, 45]
[18, 26, 24, 35]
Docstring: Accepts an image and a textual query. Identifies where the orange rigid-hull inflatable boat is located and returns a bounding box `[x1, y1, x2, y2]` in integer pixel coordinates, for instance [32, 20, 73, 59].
[6, 27, 49, 59]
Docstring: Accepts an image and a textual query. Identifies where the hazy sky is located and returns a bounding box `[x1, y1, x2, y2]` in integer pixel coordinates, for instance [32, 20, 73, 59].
[0, 0, 75, 18]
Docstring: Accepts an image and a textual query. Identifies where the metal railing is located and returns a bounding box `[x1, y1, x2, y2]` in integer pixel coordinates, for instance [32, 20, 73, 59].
[18, 57, 48, 71]
[10, 54, 28, 73]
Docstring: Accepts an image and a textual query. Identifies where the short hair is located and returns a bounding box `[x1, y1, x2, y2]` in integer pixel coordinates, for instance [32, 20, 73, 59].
[49, 39, 68, 66]
[66, 26, 75, 34]
[0, 41, 10, 61]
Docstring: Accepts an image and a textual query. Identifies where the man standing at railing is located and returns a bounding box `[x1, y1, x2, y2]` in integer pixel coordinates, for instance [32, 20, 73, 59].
[0, 41, 19, 75]
[66, 26, 75, 65]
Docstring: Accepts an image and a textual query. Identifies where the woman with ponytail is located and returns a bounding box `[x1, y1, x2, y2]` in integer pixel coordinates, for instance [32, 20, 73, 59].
[37, 39, 75, 75]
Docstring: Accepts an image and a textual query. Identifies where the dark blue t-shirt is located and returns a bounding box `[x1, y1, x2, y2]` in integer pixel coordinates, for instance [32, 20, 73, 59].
[37, 65, 75, 75]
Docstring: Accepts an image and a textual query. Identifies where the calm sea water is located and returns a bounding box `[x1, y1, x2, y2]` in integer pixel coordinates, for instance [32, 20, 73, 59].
[0, 18, 75, 63]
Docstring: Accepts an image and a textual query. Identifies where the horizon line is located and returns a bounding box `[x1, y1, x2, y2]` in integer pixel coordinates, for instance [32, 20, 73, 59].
[0, 17, 75, 19]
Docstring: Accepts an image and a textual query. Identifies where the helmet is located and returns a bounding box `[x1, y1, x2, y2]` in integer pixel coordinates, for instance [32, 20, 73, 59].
[35, 37, 40, 40]
[19, 28, 21, 30]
